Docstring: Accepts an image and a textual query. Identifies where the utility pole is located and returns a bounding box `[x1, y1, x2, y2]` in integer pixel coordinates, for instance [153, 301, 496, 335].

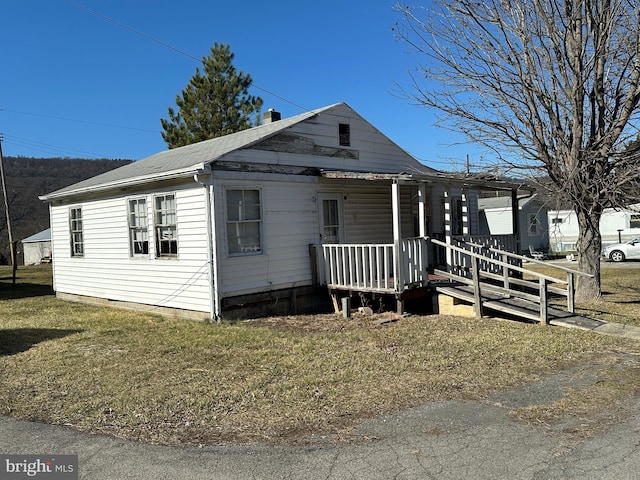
[0, 133, 15, 267]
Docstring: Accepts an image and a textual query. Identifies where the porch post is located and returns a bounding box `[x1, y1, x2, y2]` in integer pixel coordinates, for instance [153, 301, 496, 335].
[461, 189, 469, 236]
[511, 188, 521, 254]
[418, 184, 427, 237]
[392, 180, 404, 313]
[444, 189, 452, 270]
[417, 183, 429, 285]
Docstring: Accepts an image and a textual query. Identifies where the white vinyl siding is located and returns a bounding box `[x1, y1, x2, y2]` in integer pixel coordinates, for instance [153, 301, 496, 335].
[214, 173, 318, 296]
[49, 185, 211, 313]
[213, 174, 417, 298]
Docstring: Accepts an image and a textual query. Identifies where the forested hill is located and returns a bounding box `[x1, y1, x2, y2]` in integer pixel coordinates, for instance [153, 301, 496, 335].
[1, 156, 133, 264]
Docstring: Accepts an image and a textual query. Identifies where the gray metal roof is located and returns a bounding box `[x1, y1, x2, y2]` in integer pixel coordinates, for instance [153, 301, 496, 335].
[21, 228, 51, 243]
[40, 104, 336, 200]
[478, 194, 539, 210]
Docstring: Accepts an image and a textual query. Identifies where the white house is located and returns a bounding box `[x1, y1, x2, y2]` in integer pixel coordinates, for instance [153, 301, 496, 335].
[478, 194, 549, 256]
[40, 103, 527, 319]
[21, 228, 52, 265]
[548, 204, 640, 252]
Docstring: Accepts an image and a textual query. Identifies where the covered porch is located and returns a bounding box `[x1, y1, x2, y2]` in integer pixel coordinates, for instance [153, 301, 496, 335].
[311, 171, 532, 313]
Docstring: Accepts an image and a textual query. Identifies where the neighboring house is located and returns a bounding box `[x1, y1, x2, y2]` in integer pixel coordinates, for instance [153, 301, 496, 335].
[21, 228, 51, 265]
[40, 102, 527, 320]
[478, 194, 549, 256]
[548, 203, 640, 252]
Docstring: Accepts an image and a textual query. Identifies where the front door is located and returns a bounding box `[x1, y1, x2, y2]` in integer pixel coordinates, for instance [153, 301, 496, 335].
[318, 193, 344, 244]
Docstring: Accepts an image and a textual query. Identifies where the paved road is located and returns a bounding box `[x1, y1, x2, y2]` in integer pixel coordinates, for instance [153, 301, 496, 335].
[2, 373, 640, 480]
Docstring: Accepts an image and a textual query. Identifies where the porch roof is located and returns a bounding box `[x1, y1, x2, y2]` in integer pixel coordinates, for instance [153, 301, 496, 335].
[320, 170, 534, 193]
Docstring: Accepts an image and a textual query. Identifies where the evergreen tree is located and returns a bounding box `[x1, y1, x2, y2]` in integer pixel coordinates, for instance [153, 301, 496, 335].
[160, 43, 263, 148]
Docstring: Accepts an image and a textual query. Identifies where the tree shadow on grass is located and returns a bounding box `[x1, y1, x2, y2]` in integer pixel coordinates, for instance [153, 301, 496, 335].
[0, 328, 83, 356]
[0, 280, 54, 300]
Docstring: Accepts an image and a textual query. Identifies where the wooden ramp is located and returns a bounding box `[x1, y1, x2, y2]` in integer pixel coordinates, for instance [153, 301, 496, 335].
[435, 283, 606, 329]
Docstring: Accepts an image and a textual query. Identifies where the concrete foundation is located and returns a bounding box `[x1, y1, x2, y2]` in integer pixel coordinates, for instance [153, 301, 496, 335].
[436, 294, 476, 318]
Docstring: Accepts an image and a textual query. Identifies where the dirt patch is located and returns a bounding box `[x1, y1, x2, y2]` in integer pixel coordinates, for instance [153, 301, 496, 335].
[490, 351, 640, 443]
[244, 312, 402, 335]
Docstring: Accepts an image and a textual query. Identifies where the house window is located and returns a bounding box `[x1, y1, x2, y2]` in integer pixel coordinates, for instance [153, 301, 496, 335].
[339, 123, 350, 146]
[552, 218, 563, 224]
[226, 189, 262, 255]
[154, 194, 177, 257]
[630, 214, 640, 228]
[129, 198, 149, 255]
[528, 213, 541, 236]
[69, 207, 84, 257]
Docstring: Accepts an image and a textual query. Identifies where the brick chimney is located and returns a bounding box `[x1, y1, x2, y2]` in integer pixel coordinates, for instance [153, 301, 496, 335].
[263, 108, 281, 124]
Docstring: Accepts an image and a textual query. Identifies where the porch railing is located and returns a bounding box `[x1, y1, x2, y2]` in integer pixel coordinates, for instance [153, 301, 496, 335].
[451, 234, 521, 276]
[312, 237, 429, 294]
[432, 238, 593, 324]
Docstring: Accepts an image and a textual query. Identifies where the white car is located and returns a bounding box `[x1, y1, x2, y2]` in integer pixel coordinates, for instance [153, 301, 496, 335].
[602, 237, 640, 262]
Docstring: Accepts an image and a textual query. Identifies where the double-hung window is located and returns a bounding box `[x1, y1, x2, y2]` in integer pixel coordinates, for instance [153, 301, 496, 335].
[154, 194, 177, 257]
[528, 213, 541, 236]
[129, 198, 149, 255]
[226, 189, 262, 255]
[69, 207, 84, 257]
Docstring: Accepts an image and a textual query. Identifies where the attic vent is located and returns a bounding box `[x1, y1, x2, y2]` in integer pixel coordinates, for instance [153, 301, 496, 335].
[339, 123, 350, 146]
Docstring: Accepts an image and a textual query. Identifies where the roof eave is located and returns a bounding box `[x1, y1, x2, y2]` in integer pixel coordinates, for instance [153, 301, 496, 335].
[39, 165, 206, 202]
[320, 170, 534, 192]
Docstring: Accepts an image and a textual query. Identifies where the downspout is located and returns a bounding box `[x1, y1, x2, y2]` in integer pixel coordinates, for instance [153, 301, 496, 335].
[194, 171, 220, 320]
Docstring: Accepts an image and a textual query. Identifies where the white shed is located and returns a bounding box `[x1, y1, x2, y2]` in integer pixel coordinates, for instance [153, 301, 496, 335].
[478, 194, 549, 256]
[40, 103, 523, 319]
[21, 228, 51, 265]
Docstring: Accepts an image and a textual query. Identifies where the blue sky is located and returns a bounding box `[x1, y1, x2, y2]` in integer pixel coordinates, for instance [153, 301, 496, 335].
[1, 0, 482, 171]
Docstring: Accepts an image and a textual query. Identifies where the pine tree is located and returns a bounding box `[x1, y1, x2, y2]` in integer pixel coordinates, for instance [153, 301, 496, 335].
[160, 43, 263, 148]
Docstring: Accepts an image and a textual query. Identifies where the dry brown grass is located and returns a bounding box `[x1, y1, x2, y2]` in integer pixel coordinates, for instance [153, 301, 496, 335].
[525, 264, 640, 327]
[1, 265, 639, 446]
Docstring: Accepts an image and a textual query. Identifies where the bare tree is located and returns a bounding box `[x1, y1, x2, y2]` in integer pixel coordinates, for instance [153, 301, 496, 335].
[395, 0, 640, 300]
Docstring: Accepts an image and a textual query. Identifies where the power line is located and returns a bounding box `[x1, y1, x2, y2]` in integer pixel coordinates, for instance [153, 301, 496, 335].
[2, 133, 112, 159]
[1, 108, 158, 134]
[64, 0, 310, 112]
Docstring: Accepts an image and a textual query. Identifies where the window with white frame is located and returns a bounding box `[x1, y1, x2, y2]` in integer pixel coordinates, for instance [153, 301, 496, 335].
[528, 213, 541, 236]
[226, 188, 262, 255]
[630, 214, 640, 228]
[128, 198, 149, 255]
[154, 193, 177, 257]
[69, 207, 84, 257]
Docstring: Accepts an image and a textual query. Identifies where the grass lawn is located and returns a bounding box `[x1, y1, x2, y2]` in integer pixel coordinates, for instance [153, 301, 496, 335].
[525, 263, 640, 327]
[1, 264, 639, 446]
